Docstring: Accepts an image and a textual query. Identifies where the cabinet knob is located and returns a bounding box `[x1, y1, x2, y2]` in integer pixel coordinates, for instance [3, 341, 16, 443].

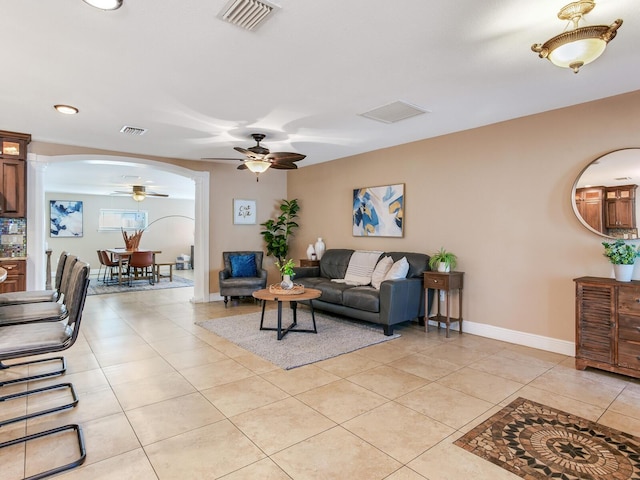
[433, 280, 439, 283]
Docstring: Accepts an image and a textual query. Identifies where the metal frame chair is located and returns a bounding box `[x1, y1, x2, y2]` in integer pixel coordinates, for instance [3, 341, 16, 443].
[0, 261, 90, 479]
[0, 251, 68, 306]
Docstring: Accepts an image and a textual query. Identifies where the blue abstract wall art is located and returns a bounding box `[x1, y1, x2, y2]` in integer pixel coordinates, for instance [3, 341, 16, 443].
[50, 200, 83, 237]
[353, 183, 404, 237]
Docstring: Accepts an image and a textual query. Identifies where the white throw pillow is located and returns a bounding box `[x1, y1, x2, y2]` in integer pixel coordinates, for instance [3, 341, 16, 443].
[384, 257, 409, 281]
[371, 256, 393, 289]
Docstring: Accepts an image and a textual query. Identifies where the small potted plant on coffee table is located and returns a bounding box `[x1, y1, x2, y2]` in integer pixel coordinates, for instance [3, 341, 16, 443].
[275, 258, 296, 289]
[429, 247, 458, 272]
[602, 239, 640, 282]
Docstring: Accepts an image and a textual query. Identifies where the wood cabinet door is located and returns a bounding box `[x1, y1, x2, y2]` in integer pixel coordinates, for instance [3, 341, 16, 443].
[0, 158, 25, 217]
[575, 282, 615, 364]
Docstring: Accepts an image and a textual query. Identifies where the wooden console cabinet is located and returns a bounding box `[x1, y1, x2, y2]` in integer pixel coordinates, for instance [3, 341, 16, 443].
[0, 130, 30, 218]
[574, 276, 640, 379]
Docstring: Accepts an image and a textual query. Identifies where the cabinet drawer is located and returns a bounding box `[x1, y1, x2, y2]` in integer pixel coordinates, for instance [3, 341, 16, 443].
[0, 260, 26, 275]
[617, 286, 640, 315]
[618, 340, 640, 371]
[618, 315, 640, 343]
[424, 275, 449, 289]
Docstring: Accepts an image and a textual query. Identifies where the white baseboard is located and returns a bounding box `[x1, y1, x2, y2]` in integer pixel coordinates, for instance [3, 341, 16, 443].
[427, 319, 575, 356]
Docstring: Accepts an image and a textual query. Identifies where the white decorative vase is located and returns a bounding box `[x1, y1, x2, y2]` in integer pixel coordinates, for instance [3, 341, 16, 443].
[280, 274, 294, 289]
[314, 237, 326, 260]
[306, 244, 315, 260]
[437, 262, 450, 273]
[613, 264, 634, 282]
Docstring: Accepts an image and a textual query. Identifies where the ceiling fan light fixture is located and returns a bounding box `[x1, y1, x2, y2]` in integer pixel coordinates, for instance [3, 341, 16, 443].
[245, 160, 271, 173]
[82, 0, 123, 10]
[531, 0, 622, 74]
[132, 192, 146, 202]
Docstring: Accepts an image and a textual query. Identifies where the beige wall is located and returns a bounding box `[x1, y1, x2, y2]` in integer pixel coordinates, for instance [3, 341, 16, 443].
[288, 90, 640, 345]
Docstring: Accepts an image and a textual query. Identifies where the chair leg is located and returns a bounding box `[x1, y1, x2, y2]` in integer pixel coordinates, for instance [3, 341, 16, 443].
[0, 382, 79, 427]
[0, 357, 66, 387]
[224, 296, 228, 307]
[0, 424, 86, 479]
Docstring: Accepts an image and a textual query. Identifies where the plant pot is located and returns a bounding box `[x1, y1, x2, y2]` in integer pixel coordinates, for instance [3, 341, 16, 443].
[613, 264, 634, 282]
[280, 274, 294, 290]
[437, 262, 450, 273]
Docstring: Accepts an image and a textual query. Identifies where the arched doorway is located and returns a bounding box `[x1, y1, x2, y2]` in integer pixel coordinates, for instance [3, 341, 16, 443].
[27, 153, 210, 302]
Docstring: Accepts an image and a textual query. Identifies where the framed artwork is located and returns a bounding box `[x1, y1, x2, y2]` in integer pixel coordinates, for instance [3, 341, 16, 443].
[353, 183, 404, 237]
[50, 200, 84, 237]
[233, 199, 256, 225]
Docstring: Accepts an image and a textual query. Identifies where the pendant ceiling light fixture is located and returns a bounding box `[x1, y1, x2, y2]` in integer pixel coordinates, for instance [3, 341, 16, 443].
[531, 0, 622, 74]
[82, 0, 123, 10]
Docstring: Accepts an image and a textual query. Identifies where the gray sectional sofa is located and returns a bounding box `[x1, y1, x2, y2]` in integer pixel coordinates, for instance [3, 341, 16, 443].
[293, 249, 432, 335]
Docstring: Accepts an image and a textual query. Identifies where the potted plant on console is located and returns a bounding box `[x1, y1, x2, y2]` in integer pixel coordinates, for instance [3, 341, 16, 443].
[429, 247, 458, 272]
[602, 239, 640, 282]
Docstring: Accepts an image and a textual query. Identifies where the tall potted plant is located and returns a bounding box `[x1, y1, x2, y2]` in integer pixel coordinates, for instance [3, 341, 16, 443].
[602, 240, 640, 282]
[260, 199, 300, 265]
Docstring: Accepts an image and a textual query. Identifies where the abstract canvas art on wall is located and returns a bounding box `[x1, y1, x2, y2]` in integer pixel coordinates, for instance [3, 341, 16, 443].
[353, 184, 404, 237]
[50, 200, 83, 237]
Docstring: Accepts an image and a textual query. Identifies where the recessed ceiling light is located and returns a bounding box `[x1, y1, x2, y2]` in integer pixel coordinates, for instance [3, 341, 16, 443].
[82, 0, 123, 11]
[54, 104, 79, 115]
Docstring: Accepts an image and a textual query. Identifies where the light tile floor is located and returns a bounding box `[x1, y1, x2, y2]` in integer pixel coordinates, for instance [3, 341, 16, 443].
[2, 283, 640, 479]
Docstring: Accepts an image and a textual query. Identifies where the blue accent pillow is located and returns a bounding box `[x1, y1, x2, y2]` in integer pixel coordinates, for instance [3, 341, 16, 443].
[230, 254, 257, 277]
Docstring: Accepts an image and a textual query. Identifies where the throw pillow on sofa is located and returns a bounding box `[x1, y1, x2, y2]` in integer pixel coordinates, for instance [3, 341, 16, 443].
[384, 257, 409, 281]
[371, 256, 393, 289]
[230, 254, 257, 277]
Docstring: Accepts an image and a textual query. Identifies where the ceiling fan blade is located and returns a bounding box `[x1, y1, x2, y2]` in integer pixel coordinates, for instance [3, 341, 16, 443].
[146, 193, 169, 197]
[270, 162, 298, 170]
[237, 164, 248, 170]
[200, 157, 245, 162]
[265, 152, 306, 162]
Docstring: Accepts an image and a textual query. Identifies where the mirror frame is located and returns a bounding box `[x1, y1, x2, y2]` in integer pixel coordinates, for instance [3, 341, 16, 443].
[572, 147, 640, 239]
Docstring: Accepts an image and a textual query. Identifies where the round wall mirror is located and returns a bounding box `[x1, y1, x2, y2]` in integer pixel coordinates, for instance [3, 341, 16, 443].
[572, 148, 640, 239]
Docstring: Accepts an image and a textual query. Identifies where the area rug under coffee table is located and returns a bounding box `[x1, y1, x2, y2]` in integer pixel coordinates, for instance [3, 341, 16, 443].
[455, 397, 640, 480]
[196, 309, 399, 370]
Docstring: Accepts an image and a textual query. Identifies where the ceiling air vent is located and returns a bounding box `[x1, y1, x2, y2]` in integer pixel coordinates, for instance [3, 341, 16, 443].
[218, 0, 279, 31]
[359, 101, 429, 124]
[119, 125, 148, 136]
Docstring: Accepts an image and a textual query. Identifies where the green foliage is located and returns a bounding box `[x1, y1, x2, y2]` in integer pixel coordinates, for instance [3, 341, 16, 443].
[428, 247, 458, 270]
[602, 240, 640, 265]
[275, 259, 296, 277]
[260, 199, 300, 264]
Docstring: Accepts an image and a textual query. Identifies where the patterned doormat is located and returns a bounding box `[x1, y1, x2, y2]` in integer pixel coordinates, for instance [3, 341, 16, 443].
[455, 397, 640, 480]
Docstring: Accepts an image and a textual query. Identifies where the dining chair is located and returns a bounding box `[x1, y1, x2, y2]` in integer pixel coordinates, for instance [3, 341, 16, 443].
[98, 250, 120, 284]
[127, 251, 154, 285]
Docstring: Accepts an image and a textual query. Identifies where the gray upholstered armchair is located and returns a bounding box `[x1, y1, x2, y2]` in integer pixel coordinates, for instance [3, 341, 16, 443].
[219, 251, 268, 306]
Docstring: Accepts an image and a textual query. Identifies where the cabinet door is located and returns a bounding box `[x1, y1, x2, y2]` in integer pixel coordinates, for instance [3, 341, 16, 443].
[576, 282, 615, 364]
[0, 158, 25, 217]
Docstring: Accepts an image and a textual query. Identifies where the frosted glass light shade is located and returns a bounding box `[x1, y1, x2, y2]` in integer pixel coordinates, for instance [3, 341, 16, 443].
[245, 160, 271, 173]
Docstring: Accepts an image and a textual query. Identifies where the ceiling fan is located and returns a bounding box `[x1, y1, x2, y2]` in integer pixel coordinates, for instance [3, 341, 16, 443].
[202, 133, 306, 181]
[111, 185, 169, 202]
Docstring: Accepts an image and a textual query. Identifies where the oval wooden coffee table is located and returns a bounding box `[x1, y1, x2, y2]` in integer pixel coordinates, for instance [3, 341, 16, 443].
[252, 287, 322, 340]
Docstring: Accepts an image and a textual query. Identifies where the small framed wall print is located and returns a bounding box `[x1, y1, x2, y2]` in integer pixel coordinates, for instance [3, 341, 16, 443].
[233, 199, 256, 225]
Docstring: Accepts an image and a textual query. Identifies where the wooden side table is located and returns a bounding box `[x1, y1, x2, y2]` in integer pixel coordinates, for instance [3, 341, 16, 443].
[300, 259, 320, 267]
[423, 271, 464, 338]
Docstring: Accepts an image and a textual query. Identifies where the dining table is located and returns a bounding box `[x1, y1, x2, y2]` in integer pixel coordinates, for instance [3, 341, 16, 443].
[105, 248, 161, 285]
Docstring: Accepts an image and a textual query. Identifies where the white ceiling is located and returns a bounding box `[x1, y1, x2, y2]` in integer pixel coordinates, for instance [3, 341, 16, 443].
[3, 0, 640, 197]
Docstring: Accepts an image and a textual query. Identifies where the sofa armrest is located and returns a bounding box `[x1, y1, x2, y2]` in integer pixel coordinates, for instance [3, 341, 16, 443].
[379, 277, 425, 325]
[292, 266, 320, 279]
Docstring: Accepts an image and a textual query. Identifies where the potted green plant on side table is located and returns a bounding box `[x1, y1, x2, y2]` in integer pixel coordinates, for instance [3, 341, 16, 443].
[429, 247, 458, 272]
[602, 239, 640, 282]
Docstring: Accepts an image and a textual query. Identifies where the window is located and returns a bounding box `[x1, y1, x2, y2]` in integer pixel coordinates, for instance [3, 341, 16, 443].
[98, 209, 148, 231]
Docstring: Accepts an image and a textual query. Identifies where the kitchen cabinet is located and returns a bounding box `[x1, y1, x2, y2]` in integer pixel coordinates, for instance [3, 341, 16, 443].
[0, 130, 30, 218]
